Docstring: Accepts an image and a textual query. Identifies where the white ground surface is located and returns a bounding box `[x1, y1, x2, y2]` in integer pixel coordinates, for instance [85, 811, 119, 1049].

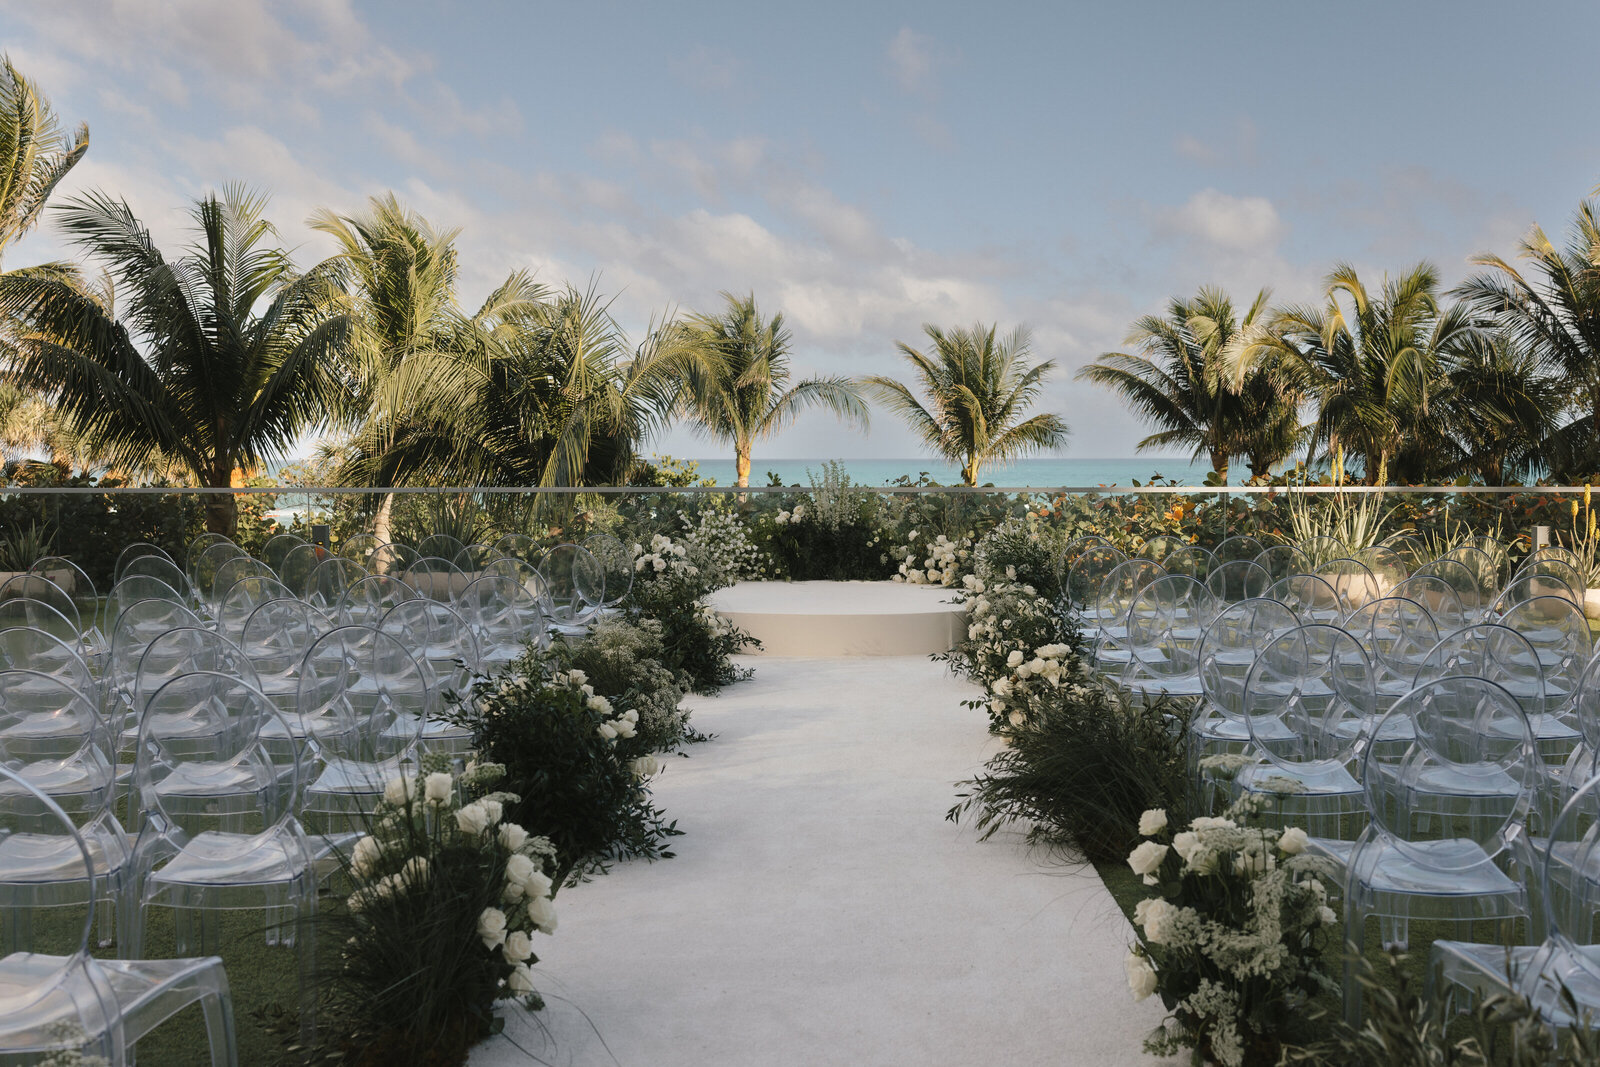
[470, 655, 1170, 1067]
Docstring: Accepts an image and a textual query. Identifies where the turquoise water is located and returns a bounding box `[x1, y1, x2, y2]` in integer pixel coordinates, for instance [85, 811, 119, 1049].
[669, 456, 1257, 488]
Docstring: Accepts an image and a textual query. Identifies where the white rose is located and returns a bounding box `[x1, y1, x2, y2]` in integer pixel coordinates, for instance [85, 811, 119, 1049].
[613, 719, 637, 739]
[1127, 841, 1168, 879]
[653, 557, 666, 572]
[1006, 650, 1024, 668]
[505, 853, 537, 886]
[527, 894, 558, 934]
[567, 668, 588, 686]
[523, 869, 553, 899]
[503, 930, 535, 964]
[1278, 827, 1309, 855]
[1140, 898, 1178, 944]
[457, 802, 491, 836]
[507, 963, 536, 995]
[424, 772, 454, 806]
[1318, 906, 1337, 926]
[350, 834, 382, 877]
[383, 775, 416, 806]
[480, 799, 503, 826]
[587, 695, 610, 713]
[1138, 809, 1167, 837]
[630, 755, 661, 778]
[1125, 951, 1158, 1001]
[598, 722, 618, 740]
[499, 823, 530, 852]
[477, 907, 508, 950]
[1171, 831, 1202, 866]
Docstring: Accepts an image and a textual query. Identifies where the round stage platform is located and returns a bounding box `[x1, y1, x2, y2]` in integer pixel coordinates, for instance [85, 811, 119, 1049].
[708, 580, 967, 657]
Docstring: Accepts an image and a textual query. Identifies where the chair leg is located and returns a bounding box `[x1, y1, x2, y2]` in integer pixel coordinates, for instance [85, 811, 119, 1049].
[199, 987, 240, 1067]
[1343, 902, 1367, 1028]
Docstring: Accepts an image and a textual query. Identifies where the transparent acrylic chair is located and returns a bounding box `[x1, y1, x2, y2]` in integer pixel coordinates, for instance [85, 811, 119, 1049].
[1203, 560, 1271, 605]
[106, 578, 186, 631]
[406, 556, 466, 604]
[1062, 544, 1125, 624]
[277, 543, 326, 596]
[183, 533, 236, 588]
[336, 534, 382, 570]
[1436, 546, 1502, 615]
[1253, 544, 1312, 584]
[0, 764, 238, 1066]
[1431, 769, 1600, 1027]
[259, 533, 308, 578]
[306, 557, 368, 616]
[205, 557, 275, 616]
[1342, 595, 1440, 706]
[369, 542, 420, 579]
[582, 532, 634, 615]
[1191, 597, 1304, 812]
[380, 598, 480, 754]
[1378, 532, 1429, 574]
[1561, 654, 1600, 796]
[0, 596, 88, 655]
[1266, 572, 1345, 625]
[1122, 575, 1218, 701]
[1139, 536, 1214, 582]
[125, 675, 314, 1031]
[215, 575, 295, 641]
[1239, 624, 1374, 837]
[416, 534, 469, 567]
[1491, 573, 1580, 619]
[118, 556, 190, 606]
[1413, 623, 1549, 750]
[1056, 534, 1112, 589]
[1353, 544, 1412, 590]
[536, 544, 606, 635]
[1334, 676, 1538, 1025]
[1210, 535, 1266, 569]
[1498, 596, 1591, 763]
[1087, 558, 1166, 675]
[296, 626, 430, 833]
[240, 599, 331, 723]
[1420, 557, 1489, 620]
[336, 574, 417, 629]
[112, 544, 174, 586]
[0, 627, 98, 703]
[188, 542, 248, 612]
[459, 575, 547, 671]
[27, 558, 101, 663]
[1314, 557, 1382, 613]
[107, 601, 204, 715]
[131, 628, 262, 745]
[0, 670, 128, 949]
[1391, 574, 1468, 633]
[1522, 544, 1586, 574]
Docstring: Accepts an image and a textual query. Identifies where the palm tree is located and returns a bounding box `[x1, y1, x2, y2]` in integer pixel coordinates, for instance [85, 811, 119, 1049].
[1428, 333, 1562, 485]
[677, 292, 868, 487]
[1233, 263, 1473, 485]
[1078, 287, 1302, 479]
[1454, 200, 1600, 476]
[0, 187, 355, 533]
[0, 56, 88, 266]
[865, 322, 1068, 485]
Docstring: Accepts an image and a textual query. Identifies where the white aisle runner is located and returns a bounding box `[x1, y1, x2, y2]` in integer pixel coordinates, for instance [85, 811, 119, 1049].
[470, 655, 1169, 1067]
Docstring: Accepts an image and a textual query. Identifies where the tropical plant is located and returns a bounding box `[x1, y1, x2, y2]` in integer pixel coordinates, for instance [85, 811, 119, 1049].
[1431, 332, 1563, 485]
[866, 322, 1068, 485]
[1455, 198, 1600, 477]
[1234, 263, 1474, 485]
[0, 187, 355, 534]
[677, 291, 868, 487]
[0, 55, 88, 265]
[1079, 287, 1302, 479]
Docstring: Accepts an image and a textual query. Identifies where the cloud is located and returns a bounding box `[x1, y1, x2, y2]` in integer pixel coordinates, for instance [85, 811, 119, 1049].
[1164, 188, 1286, 252]
[1173, 118, 1258, 167]
[886, 28, 942, 96]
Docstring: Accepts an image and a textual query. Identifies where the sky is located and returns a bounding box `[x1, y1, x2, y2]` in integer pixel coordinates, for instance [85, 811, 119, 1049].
[4, 0, 1599, 463]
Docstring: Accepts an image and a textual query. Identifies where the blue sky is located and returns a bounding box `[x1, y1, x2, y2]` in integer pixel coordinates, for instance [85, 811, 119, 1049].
[4, 0, 1599, 463]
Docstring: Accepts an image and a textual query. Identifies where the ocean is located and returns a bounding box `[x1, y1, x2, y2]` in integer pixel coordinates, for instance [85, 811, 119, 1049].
[670, 456, 1265, 488]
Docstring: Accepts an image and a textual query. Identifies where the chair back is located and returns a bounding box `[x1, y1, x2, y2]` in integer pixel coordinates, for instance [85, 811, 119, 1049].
[1243, 623, 1374, 768]
[537, 544, 606, 627]
[1197, 597, 1303, 719]
[582, 533, 633, 609]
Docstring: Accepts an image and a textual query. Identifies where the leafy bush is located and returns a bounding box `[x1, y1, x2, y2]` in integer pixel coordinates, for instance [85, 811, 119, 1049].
[447, 666, 679, 889]
[304, 760, 558, 1067]
[541, 616, 692, 753]
[627, 530, 759, 694]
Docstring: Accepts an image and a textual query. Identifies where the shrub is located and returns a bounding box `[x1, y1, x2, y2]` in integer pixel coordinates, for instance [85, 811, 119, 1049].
[541, 616, 692, 753]
[627, 531, 759, 694]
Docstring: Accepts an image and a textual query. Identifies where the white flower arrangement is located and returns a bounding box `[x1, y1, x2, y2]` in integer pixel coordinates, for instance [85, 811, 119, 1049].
[631, 532, 699, 579]
[1125, 796, 1338, 1067]
[890, 531, 972, 586]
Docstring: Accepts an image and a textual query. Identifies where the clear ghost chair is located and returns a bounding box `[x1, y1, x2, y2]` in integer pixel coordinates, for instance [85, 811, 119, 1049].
[1254, 544, 1312, 584]
[1122, 575, 1218, 700]
[537, 544, 607, 635]
[113, 543, 175, 586]
[240, 599, 331, 730]
[0, 765, 239, 1066]
[1204, 560, 1271, 604]
[107, 576, 186, 629]
[493, 532, 538, 563]
[206, 557, 274, 613]
[457, 543, 496, 572]
[1299, 533, 1349, 569]
[1333, 675, 1538, 1025]
[1420, 557, 1488, 619]
[132, 628, 262, 732]
[1522, 545, 1586, 576]
[296, 626, 431, 831]
[1238, 624, 1374, 837]
[380, 600, 480, 753]
[0, 670, 127, 950]
[125, 674, 314, 1025]
[582, 532, 634, 612]
[215, 575, 295, 641]
[0, 596, 86, 651]
[483, 557, 551, 607]
[1211, 535, 1266, 569]
[407, 556, 466, 603]
[28, 557, 98, 630]
[337, 534, 382, 569]
[460, 575, 547, 670]
[1498, 596, 1590, 763]
[1391, 573, 1469, 633]
[183, 532, 235, 585]
[0, 629, 96, 701]
[119, 556, 190, 604]
[260, 533, 308, 577]
[278, 543, 325, 597]
[1139, 535, 1213, 581]
[1413, 623, 1547, 729]
[1353, 544, 1411, 593]
[416, 534, 469, 566]
[1063, 544, 1126, 622]
[1191, 597, 1304, 809]
[306, 557, 367, 616]
[370, 542, 420, 578]
[336, 574, 417, 629]
[1266, 572, 1345, 625]
[1343, 595, 1440, 707]
[107, 600, 204, 713]
[1461, 535, 1514, 589]
[1315, 557, 1381, 613]
[1056, 534, 1112, 588]
[1563, 656, 1600, 793]
[1378, 532, 1429, 574]
[1492, 566, 1582, 617]
[1437, 546, 1502, 612]
[1087, 558, 1166, 673]
[189, 542, 248, 609]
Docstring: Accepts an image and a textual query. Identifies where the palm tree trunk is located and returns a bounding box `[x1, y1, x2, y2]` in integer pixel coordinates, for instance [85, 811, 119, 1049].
[962, 457, 979, 486]
[373, 491, 395, 557]
[1208, 448, 1229, 480]
[205, 479, 237, 536]
[735, 444, 751, 488]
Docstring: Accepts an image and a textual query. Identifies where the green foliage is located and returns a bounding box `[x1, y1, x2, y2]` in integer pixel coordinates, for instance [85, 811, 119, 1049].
[0, 476, 204, 588]
[541, 616, 693, 753]
[0, 519, 52, 570]
[627, 454, 711, 487]
[627, 568, 758, 694]
[448, 666, 680, 889]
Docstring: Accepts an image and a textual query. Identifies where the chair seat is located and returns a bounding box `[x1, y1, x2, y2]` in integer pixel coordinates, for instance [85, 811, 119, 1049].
[1351, 838, 1520, 898]
[150, 829, 309, 888]
[0, 953, 118, 1050]
[1238, 761, 1360, 797]
[1433, 940, 1600, 1025]
[0, 831, 124, 885]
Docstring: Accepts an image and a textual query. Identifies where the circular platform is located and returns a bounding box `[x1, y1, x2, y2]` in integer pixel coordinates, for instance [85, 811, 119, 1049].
[709, 580, 966, 657]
